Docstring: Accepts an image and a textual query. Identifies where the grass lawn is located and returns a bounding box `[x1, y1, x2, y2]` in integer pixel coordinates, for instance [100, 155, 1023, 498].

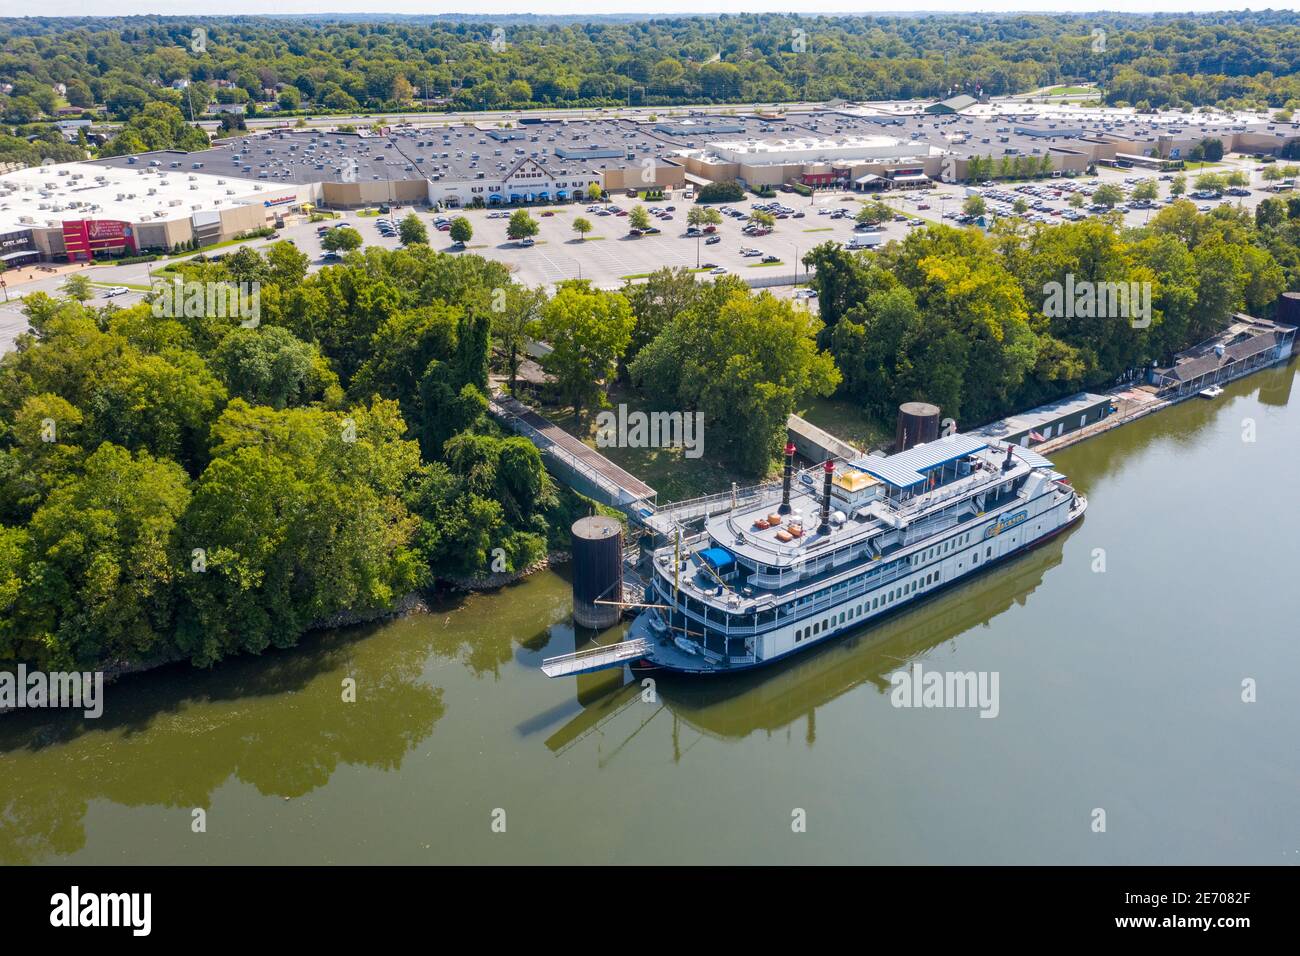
[747, 260, 785, 268]
[1043, 85, 1096, 95]
[89, 280, 152, 291]
[542, 383, 771, 501]
[795, 396, 891, 453]
[802, 226, 833, 232]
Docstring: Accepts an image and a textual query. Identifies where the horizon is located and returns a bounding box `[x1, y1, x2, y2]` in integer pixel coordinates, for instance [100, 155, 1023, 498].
[12, 3, 1300, 18]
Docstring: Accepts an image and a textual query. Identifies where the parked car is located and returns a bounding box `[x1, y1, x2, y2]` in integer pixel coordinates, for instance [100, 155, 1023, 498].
[101, 286, 130, 298]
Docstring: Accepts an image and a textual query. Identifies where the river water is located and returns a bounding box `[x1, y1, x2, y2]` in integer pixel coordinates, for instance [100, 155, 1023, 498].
[3, 364, 1298, 865]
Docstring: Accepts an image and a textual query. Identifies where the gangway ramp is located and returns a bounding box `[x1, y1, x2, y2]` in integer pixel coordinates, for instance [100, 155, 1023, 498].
[541, 638, 651, 678]
[488, 393, 656, 513]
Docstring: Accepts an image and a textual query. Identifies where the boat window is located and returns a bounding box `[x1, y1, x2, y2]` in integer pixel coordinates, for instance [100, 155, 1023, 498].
[986, 547, 992, 558]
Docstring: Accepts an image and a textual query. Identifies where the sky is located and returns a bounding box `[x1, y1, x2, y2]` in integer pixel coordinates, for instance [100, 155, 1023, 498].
[17, 2, 1300, 16]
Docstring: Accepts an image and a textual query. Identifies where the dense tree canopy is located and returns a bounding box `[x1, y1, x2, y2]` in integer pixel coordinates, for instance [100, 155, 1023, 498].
[810, 197, 1297, 428]
[0, 243, 585, 671]
[6, 10, 1300, 143]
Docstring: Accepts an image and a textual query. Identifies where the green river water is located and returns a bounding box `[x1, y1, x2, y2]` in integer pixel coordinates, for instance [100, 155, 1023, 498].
[3, 363, 1298, 865]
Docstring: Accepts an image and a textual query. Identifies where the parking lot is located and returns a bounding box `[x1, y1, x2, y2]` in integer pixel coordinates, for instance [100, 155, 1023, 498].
[0, 156, 1285, 355]
[885, 158, 1275, 232]
[321, 191, 910, 288]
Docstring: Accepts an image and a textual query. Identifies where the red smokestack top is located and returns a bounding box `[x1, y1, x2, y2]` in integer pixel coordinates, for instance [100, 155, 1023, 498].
[824, 460, 835, 473]
[785, 442, 796, 457]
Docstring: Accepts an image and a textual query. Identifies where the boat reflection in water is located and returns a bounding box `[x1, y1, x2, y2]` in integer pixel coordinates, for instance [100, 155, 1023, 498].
[545, 525, 1073, 755]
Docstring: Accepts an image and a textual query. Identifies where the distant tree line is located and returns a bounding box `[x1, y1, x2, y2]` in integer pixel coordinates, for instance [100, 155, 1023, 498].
[5, 11, 1300, 146]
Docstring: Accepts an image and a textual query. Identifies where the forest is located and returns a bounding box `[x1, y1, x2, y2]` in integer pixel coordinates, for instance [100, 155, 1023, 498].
[4, 11, 1300, 148]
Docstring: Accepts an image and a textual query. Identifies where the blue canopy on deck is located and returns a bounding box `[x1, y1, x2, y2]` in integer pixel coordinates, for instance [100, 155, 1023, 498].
[698, 547, 735, 570]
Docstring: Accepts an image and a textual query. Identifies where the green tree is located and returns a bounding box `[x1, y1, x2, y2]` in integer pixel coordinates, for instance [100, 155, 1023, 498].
[628, 205, 652, 231]
[449, 217, 473, 244]
[60, 274, 94, 303]
[856, 201, 891, 226]
[571, 216, 592, 240]
[321, 226, 363, 253]
[534, 282, 633, 421]
[210, 325, 335, 410]
[177, 399, 423, 666]
[1131, 179, 1159, 201]
[1195, 173, 1226, 194]
[1093, 184, 1124, 208]
[398, 213, 428, 246]
[490, 285, 546, 396]
[507, 209, 539, 241]
[13, 443, 191, 669]
[630, 290, 839, 476]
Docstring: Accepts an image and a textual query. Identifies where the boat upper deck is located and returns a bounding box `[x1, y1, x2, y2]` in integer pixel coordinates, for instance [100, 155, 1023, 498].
[652, 438, 1070, 617]
[702, 437, 1038, 570]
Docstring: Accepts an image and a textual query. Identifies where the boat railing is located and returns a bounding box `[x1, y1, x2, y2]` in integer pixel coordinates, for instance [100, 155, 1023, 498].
[667, 558, 916, 638]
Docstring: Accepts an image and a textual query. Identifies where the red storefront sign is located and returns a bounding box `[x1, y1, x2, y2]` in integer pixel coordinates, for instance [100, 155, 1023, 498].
[62, 219, 136, 262]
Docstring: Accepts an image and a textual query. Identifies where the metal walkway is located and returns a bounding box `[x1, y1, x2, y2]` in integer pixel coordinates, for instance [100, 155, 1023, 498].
[640, 481, 779, 535]
[488, 393, 656, 513]
[541, 637, 651, 678]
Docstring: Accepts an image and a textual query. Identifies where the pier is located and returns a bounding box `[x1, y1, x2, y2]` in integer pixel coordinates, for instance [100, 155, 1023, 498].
[488, 392, 657, 516]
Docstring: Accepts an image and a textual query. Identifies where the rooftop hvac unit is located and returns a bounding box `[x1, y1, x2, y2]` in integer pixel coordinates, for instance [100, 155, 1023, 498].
[168, 198, 182, 206]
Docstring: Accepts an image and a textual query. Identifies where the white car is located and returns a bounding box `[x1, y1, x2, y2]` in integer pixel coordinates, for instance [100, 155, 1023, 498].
[709, 266, 727, 275]
[102, 286, 130, 298]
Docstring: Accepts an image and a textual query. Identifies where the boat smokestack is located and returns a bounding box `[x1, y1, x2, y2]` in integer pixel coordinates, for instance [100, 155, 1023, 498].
[1002, 443, 1016, 473]
[818, 460, 834, 535]
[779, 442, 796, 514]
